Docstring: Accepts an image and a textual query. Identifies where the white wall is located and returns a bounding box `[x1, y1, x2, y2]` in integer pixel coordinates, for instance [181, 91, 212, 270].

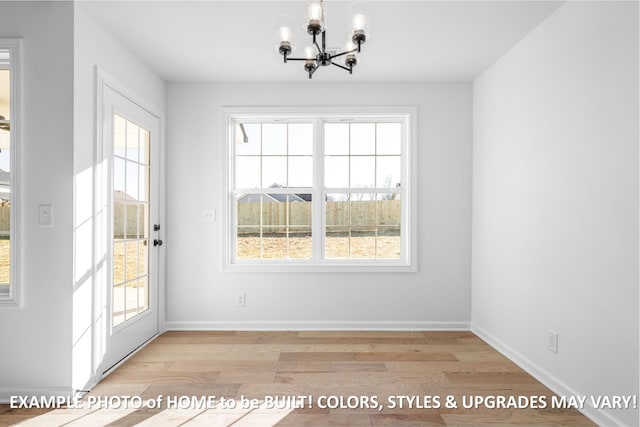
[472, 2, 639, 426]
[165, 82, 472, 329]
[0, 1, 75, 399]
[73, 5, 166, 391]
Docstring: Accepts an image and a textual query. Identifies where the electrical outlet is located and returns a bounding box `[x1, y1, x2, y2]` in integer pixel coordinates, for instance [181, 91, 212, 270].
[201, 209, 216, 222]
[547, 330, 558, 354]
[236, 292, 246, 307]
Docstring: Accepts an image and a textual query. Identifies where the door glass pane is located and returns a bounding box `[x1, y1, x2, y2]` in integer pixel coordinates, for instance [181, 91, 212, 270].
[113, 284, 125, 327]
[0, 65, 11, 286]
[112, 115, 151, 328]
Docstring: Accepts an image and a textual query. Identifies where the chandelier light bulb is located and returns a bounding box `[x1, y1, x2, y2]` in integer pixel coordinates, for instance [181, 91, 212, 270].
[307, 2, 324, 35]
[308, 3, 323, 22]
[352, 13, 366, 31]
[276, 15, 295, 57]
[279, 26, 292, 43]
[304, 46, 316, 60]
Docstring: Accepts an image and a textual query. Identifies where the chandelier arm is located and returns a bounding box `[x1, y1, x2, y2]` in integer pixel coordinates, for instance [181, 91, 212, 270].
[331, 48, 359, 59]
[308, 64, 319, 79]
[332, 62, 352, 72]
[284, 57, 310, 61]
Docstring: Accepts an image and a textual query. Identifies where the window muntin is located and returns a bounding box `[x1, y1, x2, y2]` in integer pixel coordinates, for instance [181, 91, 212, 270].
[226, 109, 414, 272]
[0, 40, 19, 304]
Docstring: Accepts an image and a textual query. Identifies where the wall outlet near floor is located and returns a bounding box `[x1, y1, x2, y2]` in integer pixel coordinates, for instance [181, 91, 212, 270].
[547, 330, 558, 354]
[236, 292, 246, 307]
[201, 208, 216, 222]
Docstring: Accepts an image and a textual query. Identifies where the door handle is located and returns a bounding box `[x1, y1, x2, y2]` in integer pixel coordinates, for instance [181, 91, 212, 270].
[153, 239, 164, 247]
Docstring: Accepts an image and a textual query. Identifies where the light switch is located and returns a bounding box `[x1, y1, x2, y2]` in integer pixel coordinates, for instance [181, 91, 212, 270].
[39, 204, 53, 227]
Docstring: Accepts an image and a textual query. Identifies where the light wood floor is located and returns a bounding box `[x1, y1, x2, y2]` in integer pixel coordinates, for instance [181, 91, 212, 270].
[0, 331, 595, 426]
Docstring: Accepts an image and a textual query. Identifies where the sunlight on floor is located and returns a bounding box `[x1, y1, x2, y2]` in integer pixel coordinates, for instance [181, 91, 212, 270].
[14, 400, 295, 427]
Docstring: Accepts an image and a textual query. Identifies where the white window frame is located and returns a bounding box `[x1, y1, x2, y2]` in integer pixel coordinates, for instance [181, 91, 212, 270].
[0, 39, 22, 306]
[222, 106, 417, 273]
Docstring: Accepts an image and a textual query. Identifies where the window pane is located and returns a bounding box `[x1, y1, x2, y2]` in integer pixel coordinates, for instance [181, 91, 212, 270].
[350, 228, 376, 259]
[350, 123, 375, 155]
[113, 114, 126, 158]
[113, 241, 125, 283]
[127, 203, 142, 239]
[262, 156, 287, 188]
[237, 194, 261, 259]
[350, 156, 375, 188]
[289, 123, 313, 155]
[137, 276, 149, 314]
[376, 156, 401, 189]
[324, 123, 349, 155]
[113, 157, 126, 194]
[237, 228, 261, 259]
[377, 194, 401, 259]
[138, 239, 149, 277]
[236, 156, 260, 188]
[139, 165, 149, 202]
[262, 123, 287, 155]
[113, 284, 125, 327]
[124, 281, 136, 321]
[141, 203, 149, 239]
[139, 127, 150, 165]
[289, 156, 312, 187]
[351, 195, 376, 227]
[0, 68, 10, 121]
[377, 123, 401, 155]
[125, 160, 139, 201]
[126, 120, 140, 163]
[325, 194, 350, 259]
[289, 198, 311, 227]
[325, 156, 349, 188]
[290, 197, 313, 259]
[236, 123, 261, 155]
[0, 238, 9, 284]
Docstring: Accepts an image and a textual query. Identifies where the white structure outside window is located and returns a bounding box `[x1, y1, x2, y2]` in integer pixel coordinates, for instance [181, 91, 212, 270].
[223, 107, 416, 273]
[0, 39, 21, 305]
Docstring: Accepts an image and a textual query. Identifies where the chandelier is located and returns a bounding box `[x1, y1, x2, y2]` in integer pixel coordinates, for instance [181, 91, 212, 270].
[277, 0, 369, 79]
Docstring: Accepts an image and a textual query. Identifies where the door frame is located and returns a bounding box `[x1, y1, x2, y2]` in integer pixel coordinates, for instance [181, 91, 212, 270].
[95, 69, 166, 378]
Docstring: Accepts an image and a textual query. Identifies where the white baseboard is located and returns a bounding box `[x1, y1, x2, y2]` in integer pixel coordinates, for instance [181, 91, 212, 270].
[165, 320, 471, 331]
[0, 387, 75, 405]
[471, 322, 627, 427]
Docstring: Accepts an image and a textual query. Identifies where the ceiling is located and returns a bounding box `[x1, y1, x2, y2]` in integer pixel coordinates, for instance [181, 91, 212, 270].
[78, 0, 564, 83]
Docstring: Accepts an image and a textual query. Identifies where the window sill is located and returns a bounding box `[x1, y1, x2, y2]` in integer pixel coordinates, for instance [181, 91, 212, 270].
[224, 260, 417, 274]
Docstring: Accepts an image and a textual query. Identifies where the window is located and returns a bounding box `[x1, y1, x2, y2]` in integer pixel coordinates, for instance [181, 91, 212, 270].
[224, 107, 416, 272]
[0, 39, 20, 305]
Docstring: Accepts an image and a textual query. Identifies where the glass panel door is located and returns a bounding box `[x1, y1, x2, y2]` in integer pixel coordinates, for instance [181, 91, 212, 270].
[102, 84, 160, 373]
